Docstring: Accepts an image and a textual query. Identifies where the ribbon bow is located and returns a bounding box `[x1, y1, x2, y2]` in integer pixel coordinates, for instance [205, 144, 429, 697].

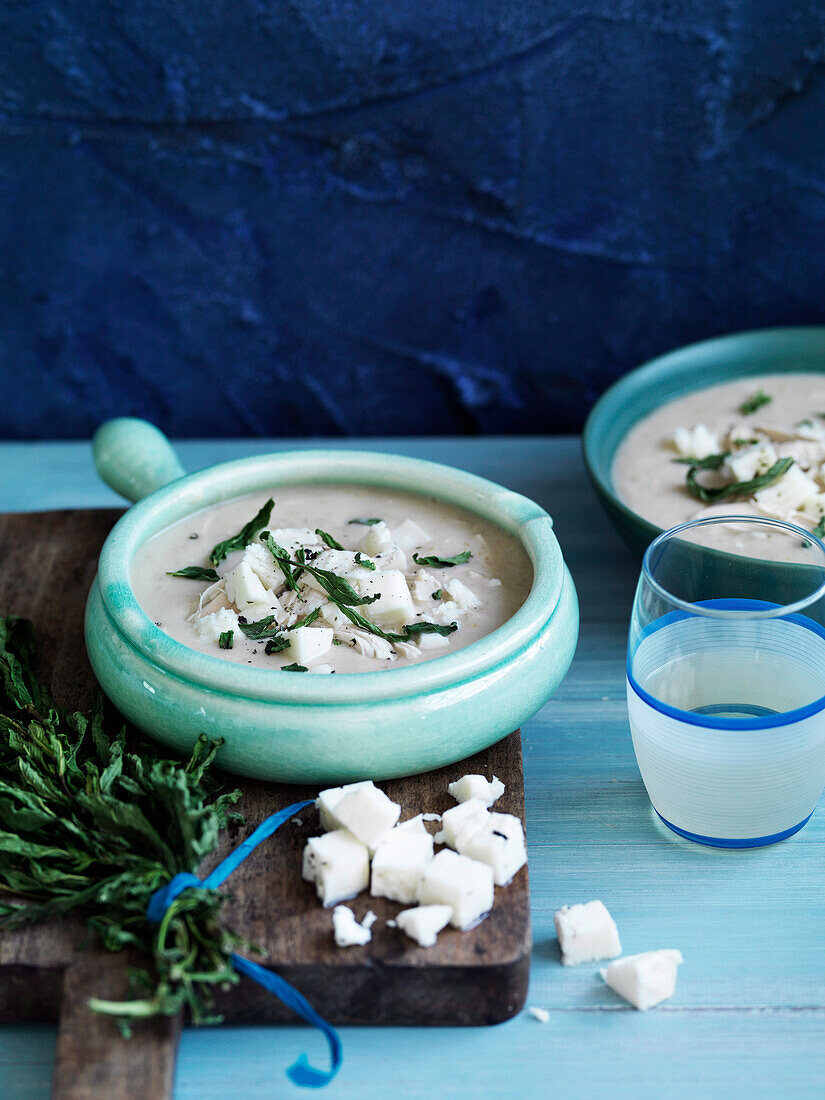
[147, 800, 342, 1089]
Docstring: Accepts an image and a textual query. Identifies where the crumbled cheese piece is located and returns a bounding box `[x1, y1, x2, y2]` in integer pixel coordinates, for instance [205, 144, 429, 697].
[371, 824, 434, 903]
[392, 518, 431, 553]
[302, 829, 370, 907]
[448, 774, 505, 807]
[456, 811, 526, 886]
[428, 600, 463, 626]
[242, 542, 286, 592]
[268, 528, 319, 557]
[396, 814, 430, 833]
[601, 950, 684, 1010]
[528, 1007, 550, 1024]
[754, 463, 820, 517]
[421, 813, 442, 822]
[396, 904, 453, 947]
[672, 424, 718, 459]
[417, 632, 450, 650]
[418, 849, 495, 930]
[224, 560, 271, 609]
[438, 798, 491, 848]
[243, 599, 287, 625]
[409, 568, 440, 603]
[359, 521, 394, 557]
[302, 550, 362, 588]
[194, 607, 240, 643]
[333, 781, 401, 852]
[724, 442, 777, 483]
[445, 578, 483, 611]
[287, 625, 333, 664]
[315, 781, 372, 831]
[350, 570, 415, 626]
[554, 901, 622, 966]
[332, 905, 373, 947]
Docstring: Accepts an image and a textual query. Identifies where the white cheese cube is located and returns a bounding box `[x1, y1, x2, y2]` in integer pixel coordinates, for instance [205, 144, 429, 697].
[417, 849, 494, 930]
[457, 811, 526, 886]
[396, 904, 453, 948]
[409, 569, 440, 603]
[225, 560, 271, 610]
[724, 442, 777, 483]
[242, 542, 287, 592]
[448, 774, 505, 807]
[194, 607, 240, 643]
[370, 826, 434, 903]
[445, 578, 483, 611]
[287, 626, 333, 664]
[333, 781, 401, 852]
[438, 798, 490, 848]
[672, 423, 718, 459]
[396, 814, 430, 833]
[417, 632, 450, 651]
[302, 829, 370, 907]
[754, 464, 820, 517]
[315, 781, 372, 831]
[351, 570, 415, 626]
[392, 518, 431, 553]
[268, 528, 319, 557]
[554, 900, 622, 966]
[359, 521, 394, 557]
[332, 905, 373, 947]
[601, 949, 684, 1010]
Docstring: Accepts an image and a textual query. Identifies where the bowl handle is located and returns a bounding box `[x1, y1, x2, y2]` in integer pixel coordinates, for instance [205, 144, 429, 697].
[93, 418, 186, 502]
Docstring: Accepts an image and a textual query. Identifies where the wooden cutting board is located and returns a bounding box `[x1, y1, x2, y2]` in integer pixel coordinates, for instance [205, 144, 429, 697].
[0, 510, 531, 1099]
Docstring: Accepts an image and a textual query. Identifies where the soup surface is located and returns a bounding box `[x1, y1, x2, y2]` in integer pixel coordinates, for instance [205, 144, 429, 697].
[131, 483, 533, 673]
[613, 372, 825, 560]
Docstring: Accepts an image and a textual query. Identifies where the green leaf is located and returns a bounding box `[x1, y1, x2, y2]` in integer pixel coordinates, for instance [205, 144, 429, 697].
[260, 533, 301, 593]
[264, 636, 291, 655]
[685, 457, 794, 503]
[281, 663, 308, 672]
[412, 551, 472, 568]
[218, 631, 234, 650]
[296, 562, 380, 607]
[814, 516, 825, 540]
[353, 553, 375, 570]
[402, 621, 459, 637]
[348, 517, 382, 526]
[315, 529, 343, 551]
[236, 615, 281, 640]
[287, 608, 321, 630]
[672, 451, 730, 470]
[431, 589, 442, 600]
[209, 499, 274, 565]
[165, 567, 220, 583]
[739, 390, 772, 415]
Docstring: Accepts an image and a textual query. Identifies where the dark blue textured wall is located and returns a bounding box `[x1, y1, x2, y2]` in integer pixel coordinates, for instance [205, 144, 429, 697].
[2, 2, 825, 439]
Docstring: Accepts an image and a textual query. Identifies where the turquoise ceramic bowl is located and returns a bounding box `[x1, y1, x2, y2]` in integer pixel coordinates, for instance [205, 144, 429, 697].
[85, 419, 579, 784]
[583, 326, 825, 557]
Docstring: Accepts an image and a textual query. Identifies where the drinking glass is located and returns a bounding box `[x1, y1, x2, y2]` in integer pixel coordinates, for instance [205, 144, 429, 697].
[627, 515, 825, 847]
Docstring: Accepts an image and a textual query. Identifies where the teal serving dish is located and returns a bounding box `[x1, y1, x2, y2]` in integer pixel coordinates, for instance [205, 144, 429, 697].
[85, 419, 578, 784]
[583, 326, 825, 557]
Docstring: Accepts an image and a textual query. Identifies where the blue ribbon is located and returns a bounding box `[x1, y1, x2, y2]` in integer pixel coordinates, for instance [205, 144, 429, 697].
[147, 799, 342, 1089]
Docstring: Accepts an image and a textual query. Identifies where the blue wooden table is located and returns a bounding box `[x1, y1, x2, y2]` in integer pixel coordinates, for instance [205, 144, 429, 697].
[2, 436, 824, 1099]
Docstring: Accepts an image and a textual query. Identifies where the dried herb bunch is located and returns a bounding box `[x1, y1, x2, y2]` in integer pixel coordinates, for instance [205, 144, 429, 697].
[0, 615, 244, 1030]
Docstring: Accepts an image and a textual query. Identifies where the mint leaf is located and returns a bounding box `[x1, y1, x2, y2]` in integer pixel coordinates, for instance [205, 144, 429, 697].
[237, 615, 281, 640]
[412, 551, 472, 568]
[739, 390, 772, 416]
[685, 457, 793, 503]
[218, 630, 234, 649]
[264, 636, 291, 655]
[281, 663, 308, 672]
[210, 499, 274, 565]
[348, 517, 382, 526]
[315, 529, 344, 551]
[166, 566, 220, 582]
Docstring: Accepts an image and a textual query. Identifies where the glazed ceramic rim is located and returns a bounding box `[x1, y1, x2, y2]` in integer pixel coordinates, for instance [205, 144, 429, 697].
[582, 325, 825, 543]
[96, 449, 564, 703]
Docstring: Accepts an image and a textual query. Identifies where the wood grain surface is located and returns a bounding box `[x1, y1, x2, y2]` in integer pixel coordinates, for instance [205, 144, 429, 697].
[0, 509, 530, 1097]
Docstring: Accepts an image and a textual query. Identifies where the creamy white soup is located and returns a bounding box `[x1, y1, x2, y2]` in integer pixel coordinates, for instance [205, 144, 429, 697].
[613, 373, 825, 560]
[131, 484, 533, 674]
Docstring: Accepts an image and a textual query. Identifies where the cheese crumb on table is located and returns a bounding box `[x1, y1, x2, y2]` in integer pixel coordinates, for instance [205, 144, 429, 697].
[554, 900, 622, 966]
[528, 1007, 550, 1024]
[600, 950, 684, 1010]
[332, 905, 375, 947]
[396, 904, 453, 947]
[447, 774, 505, 807]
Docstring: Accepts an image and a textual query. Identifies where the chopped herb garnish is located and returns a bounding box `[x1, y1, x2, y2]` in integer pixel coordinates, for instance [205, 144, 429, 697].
[739, 390, 772, 416]
[287, 608, 321, 630]
[814, 516, 825, 540]
[348, 517, 382, 526]
[264, 636, 291, 655]
[332, 639, 343, 645]
[672, 451, 729, 470]
[293, 560, 380, 608]
[685, 457, 794, 503]
[218, 630, 234, 649]
[315, 529, 343, 551]
[281, 663, 308, 672]
[432, 589, 442, 600]
[354, 553, 376, 570]
[210, 499, 274, 565]
[732, 438, 760, 447]
[402, 622, 459, 637]
[237, 615, 282, 640]
[412, 551, 472, 568]
[260, 532, 301, 593]
[166, 566, 221, 582]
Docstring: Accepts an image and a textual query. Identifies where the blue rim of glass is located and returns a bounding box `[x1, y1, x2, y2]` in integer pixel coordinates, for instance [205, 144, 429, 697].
[628, 597, 825, 729]
[642, 514, 825, 620]
[655, 809, 814, 848]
